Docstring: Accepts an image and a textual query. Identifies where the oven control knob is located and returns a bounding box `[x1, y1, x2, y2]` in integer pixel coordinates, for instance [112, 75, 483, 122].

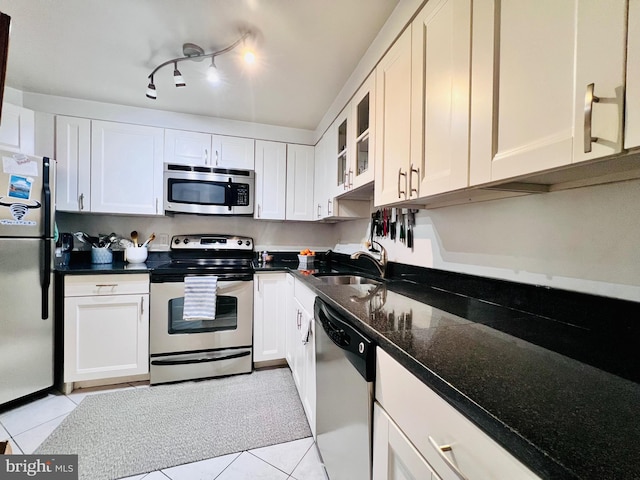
[174, 239, 180, 245]
[245, 240, 250, 246]
[183, 238, 189, 244]
[237, 240, 242, 245]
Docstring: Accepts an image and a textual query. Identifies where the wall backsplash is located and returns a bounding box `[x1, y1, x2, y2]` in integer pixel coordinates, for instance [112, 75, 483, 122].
[335, 178, 640, 302]
[56, 212, 338, 253]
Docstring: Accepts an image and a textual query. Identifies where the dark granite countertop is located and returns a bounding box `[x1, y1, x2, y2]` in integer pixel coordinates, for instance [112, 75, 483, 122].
[61, 252, 640, 479]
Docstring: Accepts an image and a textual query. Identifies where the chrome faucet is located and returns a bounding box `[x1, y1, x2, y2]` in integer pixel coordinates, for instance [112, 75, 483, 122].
[350, 241, 388, 278]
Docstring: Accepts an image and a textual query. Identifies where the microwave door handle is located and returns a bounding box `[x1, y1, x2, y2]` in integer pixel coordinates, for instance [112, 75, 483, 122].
[226, 179, 233, 211]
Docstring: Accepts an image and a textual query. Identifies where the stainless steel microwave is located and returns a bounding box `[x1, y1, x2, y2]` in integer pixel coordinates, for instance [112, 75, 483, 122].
[164, 163, 255, 216]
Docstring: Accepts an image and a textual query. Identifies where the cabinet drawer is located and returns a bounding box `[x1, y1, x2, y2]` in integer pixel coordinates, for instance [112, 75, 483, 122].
[376, 348, 539, 480]
[294, 277, 316, 313]
[65, 274, 149, 297]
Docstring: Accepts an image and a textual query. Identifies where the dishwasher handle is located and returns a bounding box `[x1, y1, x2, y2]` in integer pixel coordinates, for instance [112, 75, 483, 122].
[314, 297, 376, 382]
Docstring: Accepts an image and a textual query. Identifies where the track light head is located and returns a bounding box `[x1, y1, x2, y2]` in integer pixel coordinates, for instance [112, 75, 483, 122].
[207, 58, 220, 84]
[173, 62, 186, 87]
[146, 76, 157, 99]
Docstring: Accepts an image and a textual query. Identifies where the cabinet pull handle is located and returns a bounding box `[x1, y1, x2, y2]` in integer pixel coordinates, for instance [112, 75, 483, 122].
[343, 170, 349, 190]
[428, 436, 469, 480]
[584, 83, 600, 153]
[257, 204, 261, 218]
[409, 164, 419, 197]
[297, 310, 301, 329]
[317, 203, 322, 218]
[349, 168, 354, 188]
[95, 284, 118, 288]
[79, 193, 84, 211]
[155, 198, 159, 214]
[398, 169, 407, 198]
[204, 148, 209, 165]
[327, 199, 333, 216]
[215, 150, 219, 166]
[140, 296, 144, 317]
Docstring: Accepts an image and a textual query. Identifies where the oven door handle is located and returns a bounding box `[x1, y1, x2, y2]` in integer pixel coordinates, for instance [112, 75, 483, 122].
[150, 350, 250, 366]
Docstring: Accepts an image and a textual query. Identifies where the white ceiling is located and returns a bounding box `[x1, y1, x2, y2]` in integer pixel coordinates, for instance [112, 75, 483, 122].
[0, 0, 399, 131]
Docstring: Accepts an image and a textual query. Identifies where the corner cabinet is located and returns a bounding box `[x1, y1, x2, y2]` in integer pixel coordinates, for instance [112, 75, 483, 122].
[0, 103, 35, 155]
[91, 120, 164, 215]
[470, 0, 627, 185]
[254, 140, 287, 220]
[55, 116, 91, 212]
[374, 348, 540, 480]
[63, 274, 150, 391]
[253, 272, 288, 362]
[286, 144, 315, 221]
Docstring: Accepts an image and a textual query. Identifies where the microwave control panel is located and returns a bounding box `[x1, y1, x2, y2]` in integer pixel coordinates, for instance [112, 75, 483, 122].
[232, 184, 250, 206]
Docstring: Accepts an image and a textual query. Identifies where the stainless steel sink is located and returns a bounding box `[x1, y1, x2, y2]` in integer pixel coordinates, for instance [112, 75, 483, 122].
[314, 274, 382, 286]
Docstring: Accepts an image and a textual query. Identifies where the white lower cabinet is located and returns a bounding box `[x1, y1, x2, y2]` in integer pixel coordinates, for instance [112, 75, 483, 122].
[375, 348, 540, 480]
[63, 275, 149, 387]
[253, 272, 288, 361]
[285, 274, 316, 437]
[373, 402, 438, 480]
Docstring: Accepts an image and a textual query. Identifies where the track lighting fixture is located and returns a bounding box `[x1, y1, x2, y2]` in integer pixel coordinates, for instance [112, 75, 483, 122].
[146, 31, 255, 99]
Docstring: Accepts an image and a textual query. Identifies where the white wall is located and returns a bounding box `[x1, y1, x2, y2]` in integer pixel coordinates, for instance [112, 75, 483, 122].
[56, 212, 337, 254]
[335, 179, 640, 302]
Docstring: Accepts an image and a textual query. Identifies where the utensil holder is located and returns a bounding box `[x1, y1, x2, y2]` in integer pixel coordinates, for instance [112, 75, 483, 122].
[125, 246, 148, 264]
[91, 247, 113, 264]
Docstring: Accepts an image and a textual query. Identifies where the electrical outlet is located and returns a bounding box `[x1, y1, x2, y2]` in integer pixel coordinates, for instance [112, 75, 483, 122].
[157, 233, 169, 246]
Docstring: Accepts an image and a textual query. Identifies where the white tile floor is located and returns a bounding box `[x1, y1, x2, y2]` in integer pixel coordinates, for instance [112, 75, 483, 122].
[0, 382, 328, 480]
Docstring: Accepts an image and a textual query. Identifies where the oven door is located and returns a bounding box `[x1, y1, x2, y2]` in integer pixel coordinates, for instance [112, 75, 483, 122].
[150, 279, 253, 355]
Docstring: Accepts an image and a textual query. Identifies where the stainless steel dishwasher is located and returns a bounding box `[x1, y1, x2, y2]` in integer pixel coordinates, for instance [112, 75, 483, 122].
[314, 297, 376, 480]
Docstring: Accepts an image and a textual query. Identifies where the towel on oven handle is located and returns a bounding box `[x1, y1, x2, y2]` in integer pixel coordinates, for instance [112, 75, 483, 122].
[183, 275, 218, 321]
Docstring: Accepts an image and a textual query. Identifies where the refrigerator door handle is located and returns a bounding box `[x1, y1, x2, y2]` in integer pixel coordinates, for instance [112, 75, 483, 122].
[41, 157, 52, 320]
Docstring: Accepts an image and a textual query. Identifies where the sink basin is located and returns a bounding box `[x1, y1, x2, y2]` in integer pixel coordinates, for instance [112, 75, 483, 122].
[314, 274, 382, 286]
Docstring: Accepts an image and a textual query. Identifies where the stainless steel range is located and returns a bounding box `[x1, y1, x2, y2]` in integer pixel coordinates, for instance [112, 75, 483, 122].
[149, 234, 254, 384]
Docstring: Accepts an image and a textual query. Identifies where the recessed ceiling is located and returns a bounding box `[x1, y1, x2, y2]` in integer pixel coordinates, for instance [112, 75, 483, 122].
[0, 0, 400, 131]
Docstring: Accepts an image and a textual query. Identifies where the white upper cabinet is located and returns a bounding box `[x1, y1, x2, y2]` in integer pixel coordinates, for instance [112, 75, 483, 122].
[211, 135, 255, 170]
[286, 144, 315, 221]
[0, 103, 35, 155]
[330, 107, 351, 198]
[625, 0, 640, 150]
[470, 0, 627, 185]
[164, 129, 212, 166]
[254, 140, 287, 220]
[410, 0, 472, 198]
[374, 27, 413, 206]
[350, 73, 376, 190]
[55, 116, 91, 212]
[91, 120, 164, 215]
[313, 133, 331, 219]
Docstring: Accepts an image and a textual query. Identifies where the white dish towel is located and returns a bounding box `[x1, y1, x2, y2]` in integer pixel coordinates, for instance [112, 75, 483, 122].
[300, 314, 311, 344]
[183, 275, 218, 321]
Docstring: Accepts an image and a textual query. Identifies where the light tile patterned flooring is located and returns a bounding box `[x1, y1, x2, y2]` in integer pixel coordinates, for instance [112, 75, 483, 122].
[0, 382, 328, 480]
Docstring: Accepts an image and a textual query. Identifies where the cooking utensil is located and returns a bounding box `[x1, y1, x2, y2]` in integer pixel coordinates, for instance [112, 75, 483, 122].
[142, 233, 156, 247]
[130, 230, 139, 247]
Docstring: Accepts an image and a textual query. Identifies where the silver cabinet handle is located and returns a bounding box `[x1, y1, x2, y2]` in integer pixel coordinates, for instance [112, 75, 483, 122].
[398, 169, 407, 198]
[428, 436, 469, 480]
[155, 198, 159, 214]
[343, 170, 349, 190]
[584, 83, 600, 153]
[204, 148, 209, 165]
[296, 310, 302, 329]
[409, 164, 419, 197]
[79, 193, 84, 211]
[349, 168, 354, 188]
[257, 204, 261, 218]
[317, 203, 322, 218]
[95, 284, 118, 288]
[140, 296, 144, 317]
[215, 150, 219, 166]
[327, 199, 333, 216]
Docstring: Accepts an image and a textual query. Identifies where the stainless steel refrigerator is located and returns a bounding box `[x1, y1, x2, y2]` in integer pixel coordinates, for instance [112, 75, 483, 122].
[0, 150, 55, 406]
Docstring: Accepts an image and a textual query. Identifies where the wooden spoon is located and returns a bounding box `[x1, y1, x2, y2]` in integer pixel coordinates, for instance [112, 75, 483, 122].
[142, 233, 156, 247]
[130, 230, 139, 247]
